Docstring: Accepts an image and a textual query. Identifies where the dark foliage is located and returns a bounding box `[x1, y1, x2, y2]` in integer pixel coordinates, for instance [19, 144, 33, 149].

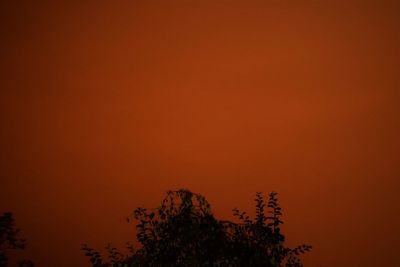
[0, 212, 33, 267]
[83, 189, 311, 267]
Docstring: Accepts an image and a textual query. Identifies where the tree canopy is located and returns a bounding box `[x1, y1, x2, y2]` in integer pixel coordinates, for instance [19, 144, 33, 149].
[83, 189, 311, 267]
[0, 212, 33, 267]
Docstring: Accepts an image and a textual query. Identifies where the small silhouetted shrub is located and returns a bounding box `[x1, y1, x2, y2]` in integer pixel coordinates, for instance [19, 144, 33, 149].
[83, 189, 311, 267]
[0, 212, 33, 267]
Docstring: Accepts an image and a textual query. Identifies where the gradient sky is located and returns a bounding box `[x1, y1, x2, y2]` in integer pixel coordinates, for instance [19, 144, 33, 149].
[1, 1, 399, 266]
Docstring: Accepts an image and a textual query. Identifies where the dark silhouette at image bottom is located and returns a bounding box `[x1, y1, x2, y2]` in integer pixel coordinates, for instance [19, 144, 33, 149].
[0, 212, 33, 267]
[83, 189, 311, 267]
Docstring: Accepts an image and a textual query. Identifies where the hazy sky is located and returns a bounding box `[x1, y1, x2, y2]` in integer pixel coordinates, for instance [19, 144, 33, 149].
[1, 1, 399, 266]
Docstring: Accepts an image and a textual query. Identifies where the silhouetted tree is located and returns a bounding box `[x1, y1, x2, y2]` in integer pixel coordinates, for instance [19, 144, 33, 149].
[83, 189, 311, 267]
[0, 212, 30, 267]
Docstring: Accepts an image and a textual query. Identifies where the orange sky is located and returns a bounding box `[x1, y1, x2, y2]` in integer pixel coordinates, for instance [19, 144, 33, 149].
[1, 1, 399, 266]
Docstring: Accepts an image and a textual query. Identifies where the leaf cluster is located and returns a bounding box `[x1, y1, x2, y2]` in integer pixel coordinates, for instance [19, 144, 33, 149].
[83, 189, 311, 267]
[0, 212, 33, 267]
